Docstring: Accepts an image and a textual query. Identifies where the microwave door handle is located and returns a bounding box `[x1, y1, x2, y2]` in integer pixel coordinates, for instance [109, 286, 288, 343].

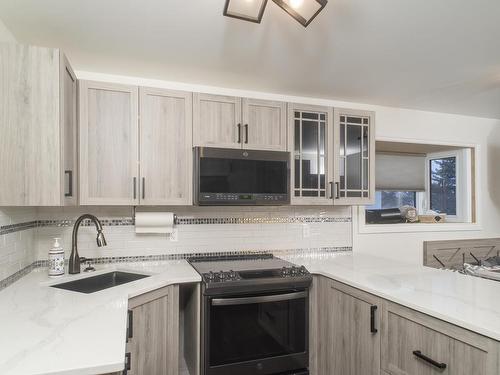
[211, 291, 307, 306]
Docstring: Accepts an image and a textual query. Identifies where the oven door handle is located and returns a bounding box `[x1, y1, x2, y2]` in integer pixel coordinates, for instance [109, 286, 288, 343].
[211, 291, 307, 306]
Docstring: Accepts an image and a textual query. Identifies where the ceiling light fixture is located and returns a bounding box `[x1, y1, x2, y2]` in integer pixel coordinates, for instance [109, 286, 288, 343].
[272, 0, 328, 27]
[223, 0, 269, 24]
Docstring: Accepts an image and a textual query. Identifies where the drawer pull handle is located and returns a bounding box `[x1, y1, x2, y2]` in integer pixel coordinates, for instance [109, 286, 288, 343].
[413, 350, 447, 370]
[370, 305, 378, 333]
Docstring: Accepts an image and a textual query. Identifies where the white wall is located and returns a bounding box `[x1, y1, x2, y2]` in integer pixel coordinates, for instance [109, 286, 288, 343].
[77, 70, 500, 265]
[0, 18, 16, 43]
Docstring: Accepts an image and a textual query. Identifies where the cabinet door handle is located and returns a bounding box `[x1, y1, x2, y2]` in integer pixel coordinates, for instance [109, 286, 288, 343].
[244, 124, 249, 144]
[237, 123, 241, 143]
[141, 178, 145, 200]
[64, 170, 73, 197]
[123, 352, 131, 374]
[335, 182, 340, 199]
[329, 182, 333, 199]
[127, 309, 133, 341]
[370, 305, 378, 333]
[413, 350, 447, 370]
[133, 177, 137, 199]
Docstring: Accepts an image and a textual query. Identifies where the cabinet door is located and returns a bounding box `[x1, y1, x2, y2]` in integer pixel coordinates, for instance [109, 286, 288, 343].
[193, 93, 242, 149]
[139, 87, 192, 205]
[288, 103, 334, 205]
[127, 286, 179, 375]
[79, 81, 139, 205]
[242, 98, 287, 151]
[60, 54, 78, 206]
[311, 277, 381, 375]
[333, 108, 375, 205]
[0, 44, 62, 206]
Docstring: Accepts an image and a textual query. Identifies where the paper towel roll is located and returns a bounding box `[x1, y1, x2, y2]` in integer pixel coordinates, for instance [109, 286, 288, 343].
[135, 212, 175, 234]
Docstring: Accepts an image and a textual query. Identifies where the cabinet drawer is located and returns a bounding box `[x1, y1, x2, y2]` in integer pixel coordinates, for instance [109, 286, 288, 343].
[384, 310, 488, 375]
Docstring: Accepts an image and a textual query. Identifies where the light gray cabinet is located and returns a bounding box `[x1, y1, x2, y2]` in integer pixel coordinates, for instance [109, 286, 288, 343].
[79, 80, 139, 205]
[193, 93, 287, 150]
[0, 44, 77, 206]
[310, 276, 381, 375]
[288, 103, 334, 205]
[288, 104, 375, 206]
[139, 87, 193, 205]
[333, 108, 376, 205]
[126, 285, 180, 375]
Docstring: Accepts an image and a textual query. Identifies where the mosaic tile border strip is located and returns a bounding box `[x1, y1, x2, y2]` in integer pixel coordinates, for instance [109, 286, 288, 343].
[0, 221, 38, 235]
[0, 247, 352, 291]
[1, 216, 351, 234]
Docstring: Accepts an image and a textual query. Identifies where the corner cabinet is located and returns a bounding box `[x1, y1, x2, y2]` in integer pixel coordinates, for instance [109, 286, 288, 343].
[79, 81, 139, 205]
[193, 93, 287, 151]
[79, 82, 193, 205]
[0, 44, 77, 206]
[333, 108, 376, 205]
[288, 104, 375, 206]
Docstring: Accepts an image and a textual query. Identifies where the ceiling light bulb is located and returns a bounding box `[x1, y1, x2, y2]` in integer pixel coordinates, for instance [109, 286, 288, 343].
[290, 0, 304, 9]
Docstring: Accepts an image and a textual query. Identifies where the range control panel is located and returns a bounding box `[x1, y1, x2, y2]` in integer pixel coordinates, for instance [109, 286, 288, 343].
[202, 266, 310, 284]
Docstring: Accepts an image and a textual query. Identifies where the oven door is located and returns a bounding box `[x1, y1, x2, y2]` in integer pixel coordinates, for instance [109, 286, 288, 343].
[204, 290, 309, 375]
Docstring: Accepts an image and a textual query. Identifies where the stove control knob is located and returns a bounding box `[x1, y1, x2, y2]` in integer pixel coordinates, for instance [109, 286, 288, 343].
[219, 271, 226, 280]
[299, 265, 308, 275]
[228, 270, 237, 280]
[206, 271, 215, 282]
[281, 267, 289, 277]
[290, 266, 298, 276]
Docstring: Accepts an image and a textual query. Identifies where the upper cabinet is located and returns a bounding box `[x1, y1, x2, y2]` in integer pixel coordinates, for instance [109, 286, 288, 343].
[139, 87, 192, 205]
[289, 104, 375, 206]
[0, 44, 77, 206]
[79, 81, 139, 205]
[193, 93, 287, 151]
[333, 108, 375, 205]
[79, 81, 193, 206]
[289, 103, 334, 205]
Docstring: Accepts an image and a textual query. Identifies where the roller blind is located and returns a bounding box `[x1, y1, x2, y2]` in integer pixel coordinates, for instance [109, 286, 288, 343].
[376, 153, 426, 191]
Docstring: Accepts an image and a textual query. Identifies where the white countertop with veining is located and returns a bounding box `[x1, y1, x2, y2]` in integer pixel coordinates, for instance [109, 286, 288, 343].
[1, 252, 500, 375]
[0, 260, 201, 375]
[286, 252, 500, 342]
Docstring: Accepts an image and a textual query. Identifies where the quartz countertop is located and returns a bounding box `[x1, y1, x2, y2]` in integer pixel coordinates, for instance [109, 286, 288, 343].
[285, 252, 500, 342]
[0, 260, 201, 375]
[1, 252, 500, 375]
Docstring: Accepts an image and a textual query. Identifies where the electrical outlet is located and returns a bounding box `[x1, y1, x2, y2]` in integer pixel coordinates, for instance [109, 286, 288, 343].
[169, 228, 178, 242]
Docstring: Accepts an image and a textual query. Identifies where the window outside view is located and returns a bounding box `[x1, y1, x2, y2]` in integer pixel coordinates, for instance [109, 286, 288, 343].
[368, 191, 417, 210]
[429, 157, 457, 215]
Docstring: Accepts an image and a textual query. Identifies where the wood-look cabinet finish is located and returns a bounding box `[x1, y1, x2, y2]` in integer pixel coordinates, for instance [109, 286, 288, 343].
[126, 285, 180, 375]
[382, 302, 499, 375]
[0, 44, 77, 206]
[310, 276, 381, 375]
[79, 80, 139, 205]
[311, 275, 500, 375]
[193, 93, 287, 150]
[242, 98, 287, 151]
[333, 108, 376, 205]
[139, 87, 193, 205]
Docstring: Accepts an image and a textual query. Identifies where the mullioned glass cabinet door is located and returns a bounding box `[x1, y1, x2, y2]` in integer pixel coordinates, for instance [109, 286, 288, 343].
[288, 104, 334, 205]
[333, 108, 375, 205]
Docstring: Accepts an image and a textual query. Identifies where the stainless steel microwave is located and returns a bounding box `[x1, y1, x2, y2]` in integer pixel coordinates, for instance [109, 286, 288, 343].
[194, 147, 290, 206]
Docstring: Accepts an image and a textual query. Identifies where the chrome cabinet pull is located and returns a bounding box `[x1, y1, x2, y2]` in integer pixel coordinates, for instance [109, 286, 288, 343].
[237, 123, 241, 143]
[413, 350, 447, 370]
[329, 182, 333, 199]
[244, 124, 249, 144]
[335, 182, 340, 199]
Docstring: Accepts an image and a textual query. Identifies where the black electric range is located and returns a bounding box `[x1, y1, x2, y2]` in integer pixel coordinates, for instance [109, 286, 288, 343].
[189, 254, 311, 375]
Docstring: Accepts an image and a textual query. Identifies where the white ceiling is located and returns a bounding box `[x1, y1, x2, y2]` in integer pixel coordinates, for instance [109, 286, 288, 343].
[1, 0, 499, 119]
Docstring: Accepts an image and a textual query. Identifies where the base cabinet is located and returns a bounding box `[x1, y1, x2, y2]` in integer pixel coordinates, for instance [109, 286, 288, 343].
[126, 285, 180, 375]
[311, 276, 500, 375]
[310, 276, 381, 375]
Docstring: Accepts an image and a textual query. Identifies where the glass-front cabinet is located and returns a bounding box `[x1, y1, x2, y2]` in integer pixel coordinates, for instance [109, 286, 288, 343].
[289, 104, 334, 204]
[289, 104, 375, 205]
[333, 108, 375, 205]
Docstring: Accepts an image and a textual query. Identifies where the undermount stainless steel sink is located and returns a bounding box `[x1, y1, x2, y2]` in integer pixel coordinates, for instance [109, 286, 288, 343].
[51, 271, 150, 294]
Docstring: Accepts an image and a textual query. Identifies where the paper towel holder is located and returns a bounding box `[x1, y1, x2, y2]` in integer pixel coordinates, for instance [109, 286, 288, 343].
[133, 207, 178, 226]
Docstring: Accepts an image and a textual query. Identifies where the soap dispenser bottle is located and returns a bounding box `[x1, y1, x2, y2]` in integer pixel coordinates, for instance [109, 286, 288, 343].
[48, 237, 65, 277]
